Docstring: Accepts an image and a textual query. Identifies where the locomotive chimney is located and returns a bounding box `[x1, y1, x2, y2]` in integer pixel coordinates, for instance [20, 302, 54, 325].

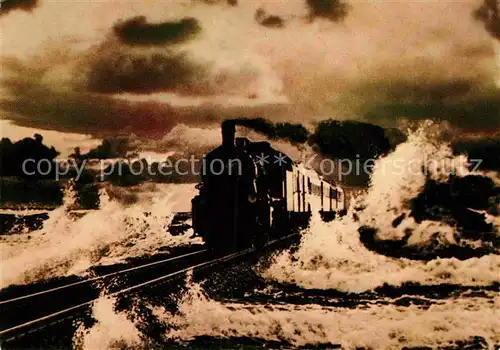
[221, 120, 236, 148]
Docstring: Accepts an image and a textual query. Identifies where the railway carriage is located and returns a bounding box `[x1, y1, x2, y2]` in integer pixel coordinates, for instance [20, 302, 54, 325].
[286, 163, 344, 219]
[192, 121, 345, 251]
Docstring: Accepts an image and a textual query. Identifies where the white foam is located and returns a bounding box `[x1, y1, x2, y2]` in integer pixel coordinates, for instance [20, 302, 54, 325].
[158, 286, 499, 349]
[263, 212, 499, 292]
[262, 124, 500, 292]
[73, 297, 142, 350]
[73, 271, 499, 350]
[0, 183, 201, 288]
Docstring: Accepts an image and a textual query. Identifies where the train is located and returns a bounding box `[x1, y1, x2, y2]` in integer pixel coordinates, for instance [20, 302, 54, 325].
[191, 120, 345, 251]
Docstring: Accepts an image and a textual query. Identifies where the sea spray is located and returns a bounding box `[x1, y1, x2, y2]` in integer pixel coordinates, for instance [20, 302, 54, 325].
[0, 183, 201, 288]
[152, 269, 500, 349]
[72, 270, 200, 349]
[149, 190, 499, 348]
[73, 296, 142, 350]
[262, 123, 500, 292]
[74, 229, 500, 349]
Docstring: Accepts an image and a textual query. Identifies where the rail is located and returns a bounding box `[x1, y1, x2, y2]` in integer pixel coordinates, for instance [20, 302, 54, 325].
[0, 233, 298, 341]
[0, 249, 207, 305]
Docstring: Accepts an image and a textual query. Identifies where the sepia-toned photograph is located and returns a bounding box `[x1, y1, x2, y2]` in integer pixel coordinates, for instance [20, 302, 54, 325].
[0, 0, 499, 348]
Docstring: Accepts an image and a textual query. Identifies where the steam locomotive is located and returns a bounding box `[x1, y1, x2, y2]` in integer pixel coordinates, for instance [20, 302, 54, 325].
[191, 120, 345, 251]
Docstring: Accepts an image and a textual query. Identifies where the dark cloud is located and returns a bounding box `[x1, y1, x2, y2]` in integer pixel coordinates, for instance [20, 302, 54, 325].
[306, 0, 349, 22]
[452, 136, 500, 171]
[1, 91, 178, 138]
[87, 16, 208, 94]
[78, 139, 132, 159]
[2, 4, 496, 144]
[474, 0, 500, 39]
[356, 80, 500, 133]
[260, 16, 285, 28]
[365, 98, 500, 133]
[377, 80, 476, 103]
[113, 16, 201, 46]
[0, 55, 291, 138]
[255, 9, 285, 28]
[1, 57, 179, 136]
[88, 16, 271, 95]
[87, 49, 207, 94]
[0, 0, 37, 17]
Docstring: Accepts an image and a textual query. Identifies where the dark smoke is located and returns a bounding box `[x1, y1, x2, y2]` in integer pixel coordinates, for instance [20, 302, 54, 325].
[230, 118, 405, 186]
[0, 0, 37, 17]
[113, 16, 201, 46]
[230, 117, 309, 144]
[310, 120, 392, 160]
[306, 0, 349, 22]
[474, 0, 500, 39]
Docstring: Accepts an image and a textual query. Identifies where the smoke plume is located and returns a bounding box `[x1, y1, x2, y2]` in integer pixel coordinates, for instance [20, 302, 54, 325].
[231, 117, 309, 144]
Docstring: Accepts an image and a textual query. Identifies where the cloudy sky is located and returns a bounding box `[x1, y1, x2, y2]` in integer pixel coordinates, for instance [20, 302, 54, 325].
[1, 0, 499, 154]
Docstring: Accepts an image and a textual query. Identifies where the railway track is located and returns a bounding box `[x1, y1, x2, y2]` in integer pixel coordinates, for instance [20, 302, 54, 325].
[0, 234, 298, 344]
[0, 249, 210, 339]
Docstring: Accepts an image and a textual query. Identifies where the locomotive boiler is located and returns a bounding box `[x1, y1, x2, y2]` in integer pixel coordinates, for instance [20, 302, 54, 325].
[191, 120, 345, 252]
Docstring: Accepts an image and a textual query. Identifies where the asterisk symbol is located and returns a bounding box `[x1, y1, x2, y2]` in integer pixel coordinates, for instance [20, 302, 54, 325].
[274, 153, 287, 166]
[256, 153, 269, 165]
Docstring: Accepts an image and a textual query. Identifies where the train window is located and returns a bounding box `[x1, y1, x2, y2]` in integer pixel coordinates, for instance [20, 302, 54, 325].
[302, 175, 306, 212]
[297, 173, 301, 212]
[329, 187, 333, 211]
[320, 182, 324, 209]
